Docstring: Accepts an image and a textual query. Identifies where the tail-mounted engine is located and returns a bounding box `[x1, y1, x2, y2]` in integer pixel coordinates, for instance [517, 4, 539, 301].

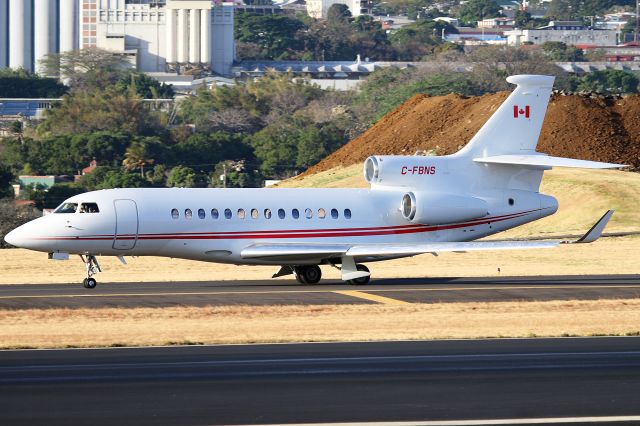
[400, 191, 488, 225]
[364, 155, 444, 188]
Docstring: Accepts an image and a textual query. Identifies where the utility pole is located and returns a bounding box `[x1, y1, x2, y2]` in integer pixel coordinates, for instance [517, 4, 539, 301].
[636, 0, 639, 42]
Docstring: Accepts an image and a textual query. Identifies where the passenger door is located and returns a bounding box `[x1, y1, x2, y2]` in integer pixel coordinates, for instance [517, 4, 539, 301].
[113, 199, 139, 250]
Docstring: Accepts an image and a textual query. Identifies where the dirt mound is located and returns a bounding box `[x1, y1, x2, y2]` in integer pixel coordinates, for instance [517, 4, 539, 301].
[305, 92, 640, 175]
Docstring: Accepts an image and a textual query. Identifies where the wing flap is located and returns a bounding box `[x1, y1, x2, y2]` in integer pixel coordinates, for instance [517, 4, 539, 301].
[346, 241, 559, 257]
[474, 154, 625, 169]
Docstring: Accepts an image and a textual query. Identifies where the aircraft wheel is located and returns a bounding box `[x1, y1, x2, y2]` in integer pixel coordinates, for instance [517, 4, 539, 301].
[348, 264, 370, 285]
[294, 267, 307, 284]
[301, 265, 322, 284]
[83, 278, 97, 289]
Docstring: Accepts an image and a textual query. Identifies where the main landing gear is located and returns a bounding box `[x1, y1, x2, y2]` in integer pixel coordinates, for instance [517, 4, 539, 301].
[284, 264, 371, 285]
[80, 254, 101, 289]
[294, 265, 322, 284]
[346, 264, 370, 285]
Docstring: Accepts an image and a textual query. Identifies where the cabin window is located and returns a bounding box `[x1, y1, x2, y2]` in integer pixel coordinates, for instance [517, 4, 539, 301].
[211, 208, 219, 219]
[79, 203, 99, 213]
[54, 203, 78, 214]
[508, 198, 515, 206]
[185, 209, 193, 219]
[198, 208, 206, 219]
[264, 208, 272, 219]
[224, 208, 232, 219]
[278, 208, 285, 219]
[292, 209, 300, 219]
[251, 208, 259, 219]
[318, 208, 326, 219]
[331, 208, 339, 219]
[344, 209, 352, 219]
[305, 208, 313, 219]
[238, 208, 246, 219]
[171, 208, 179, 219]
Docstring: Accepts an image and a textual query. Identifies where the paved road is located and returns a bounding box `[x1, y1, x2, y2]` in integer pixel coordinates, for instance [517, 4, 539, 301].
[0, 275, 639, 308]
[1, 338, 640, 425]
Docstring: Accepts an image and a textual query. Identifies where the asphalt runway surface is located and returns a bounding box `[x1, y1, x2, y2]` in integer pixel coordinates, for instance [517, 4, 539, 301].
[2, 338, 640, 425]
[0, 274, 639, 309]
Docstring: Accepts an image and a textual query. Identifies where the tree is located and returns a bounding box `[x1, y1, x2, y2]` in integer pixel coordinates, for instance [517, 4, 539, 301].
[389, 20, 458, 60]
[0, 164, 14, 199]
[0, 68, 68, 98]
[235, 14, 306, 59]
[572, 70, 639, 94]
[39, 48, 131, 91]
[123, 141, 155, 177]
[513, 10, 532, 27]
[38, 86, 165, 136]
[542, 41, 585, 61]
[115, 71, 175, 99]
[39, 184, 85, 210]
[457, 0, 501, 25]
[326, 4, 351, 25]
[467, 45, 570, 92]
[167, 166, 196, 188]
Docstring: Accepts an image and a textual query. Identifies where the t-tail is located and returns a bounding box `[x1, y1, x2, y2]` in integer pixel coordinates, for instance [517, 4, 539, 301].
[452, 74, 626, 192]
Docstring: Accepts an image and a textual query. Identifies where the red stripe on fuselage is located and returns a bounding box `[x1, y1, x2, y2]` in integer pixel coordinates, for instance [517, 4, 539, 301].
[33, 209, 542, 241]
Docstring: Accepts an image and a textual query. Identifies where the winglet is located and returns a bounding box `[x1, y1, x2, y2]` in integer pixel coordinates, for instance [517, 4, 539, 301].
[571, 210, 614, 244]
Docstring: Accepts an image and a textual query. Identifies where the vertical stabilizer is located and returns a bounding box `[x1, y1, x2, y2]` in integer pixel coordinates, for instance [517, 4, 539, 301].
[456, 75, 555, 158]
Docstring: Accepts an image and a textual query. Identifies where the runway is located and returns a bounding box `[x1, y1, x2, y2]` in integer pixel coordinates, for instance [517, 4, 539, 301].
[0, 275, 639, 308]
[1, 337, 640, 425]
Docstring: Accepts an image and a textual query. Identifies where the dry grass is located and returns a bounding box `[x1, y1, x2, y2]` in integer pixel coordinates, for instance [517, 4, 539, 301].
[0, 235, 639, 285]
[2, 299, 640, 349]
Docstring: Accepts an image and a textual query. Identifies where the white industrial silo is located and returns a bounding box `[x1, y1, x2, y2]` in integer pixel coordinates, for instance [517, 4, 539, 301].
[0, 0, 7, 69]
[34, 0, 57, 75]
[9, 0, 32, 71]
[59, 0, 77, 54]
[200, 7, 211, 65]
[189, 9, 200, 63]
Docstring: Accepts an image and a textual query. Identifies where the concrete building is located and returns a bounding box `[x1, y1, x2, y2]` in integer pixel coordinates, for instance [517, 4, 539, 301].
[1, 0, 235, 77]
[80, 0, 235, 76]
[306, 0, 372, 19]
[505, 26, 618, 47]
[477, 17, 515, 29]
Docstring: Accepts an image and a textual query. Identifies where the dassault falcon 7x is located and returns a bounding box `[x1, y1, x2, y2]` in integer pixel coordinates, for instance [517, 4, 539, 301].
[5, 75, 625, 288]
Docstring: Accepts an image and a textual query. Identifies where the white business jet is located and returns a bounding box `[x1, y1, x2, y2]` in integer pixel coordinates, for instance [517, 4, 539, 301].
[4, 75, 624, 288]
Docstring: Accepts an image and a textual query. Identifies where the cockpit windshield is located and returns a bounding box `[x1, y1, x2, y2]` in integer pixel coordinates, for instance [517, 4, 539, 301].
[79, 203, 99, 213]
[54, 202, 78, 214]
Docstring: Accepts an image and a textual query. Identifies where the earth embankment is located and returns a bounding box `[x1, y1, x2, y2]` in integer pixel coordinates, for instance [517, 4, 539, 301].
[305, 93, 640, 175]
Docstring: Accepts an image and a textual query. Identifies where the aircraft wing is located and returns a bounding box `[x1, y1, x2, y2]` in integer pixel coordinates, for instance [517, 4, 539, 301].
[240, 210, 614, 281]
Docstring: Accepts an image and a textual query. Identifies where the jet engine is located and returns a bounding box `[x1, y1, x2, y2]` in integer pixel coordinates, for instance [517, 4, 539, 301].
[400, 191, 488, 225]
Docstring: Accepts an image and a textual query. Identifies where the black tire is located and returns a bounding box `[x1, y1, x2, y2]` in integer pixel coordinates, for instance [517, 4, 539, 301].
[349, 264, 370, 285]
[294, 267, 307, 284]
[83, 278, 97, 289]
[301, 265, 322, 284]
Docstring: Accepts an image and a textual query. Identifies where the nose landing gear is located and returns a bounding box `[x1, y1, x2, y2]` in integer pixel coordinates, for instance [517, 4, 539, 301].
[80, 255, 101, 289]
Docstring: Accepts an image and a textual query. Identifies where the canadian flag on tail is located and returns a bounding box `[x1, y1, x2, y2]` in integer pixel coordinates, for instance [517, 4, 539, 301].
[514, 105, 530, 118]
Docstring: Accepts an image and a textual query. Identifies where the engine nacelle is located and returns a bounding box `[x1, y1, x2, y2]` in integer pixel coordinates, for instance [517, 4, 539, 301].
[364, 155, 444, 188]
[400, 191, 488, 225]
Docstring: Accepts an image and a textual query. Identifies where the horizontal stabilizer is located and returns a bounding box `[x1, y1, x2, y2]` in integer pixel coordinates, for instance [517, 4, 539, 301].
[474, 154, 626, 169]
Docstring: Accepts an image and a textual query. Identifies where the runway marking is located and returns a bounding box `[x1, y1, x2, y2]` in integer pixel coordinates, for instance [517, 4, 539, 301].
[245, 416, 640, 425]
[0, 284, 639, 300]
[333, 290, 411, 305]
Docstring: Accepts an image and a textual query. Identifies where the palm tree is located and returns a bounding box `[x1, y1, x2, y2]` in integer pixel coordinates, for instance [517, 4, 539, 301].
[122, 141, 154, 177]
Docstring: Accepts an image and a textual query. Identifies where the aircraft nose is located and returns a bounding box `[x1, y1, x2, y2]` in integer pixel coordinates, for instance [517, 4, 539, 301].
[4, 226, 24, 248]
